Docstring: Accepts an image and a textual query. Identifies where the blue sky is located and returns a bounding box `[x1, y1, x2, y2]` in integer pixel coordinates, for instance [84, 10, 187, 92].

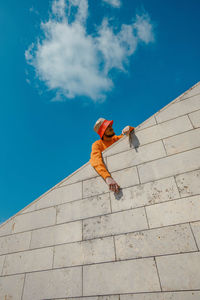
[0, 0, 200, 223]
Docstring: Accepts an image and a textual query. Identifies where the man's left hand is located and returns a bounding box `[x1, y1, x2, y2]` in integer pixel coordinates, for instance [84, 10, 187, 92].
[122, 126, 131, 135]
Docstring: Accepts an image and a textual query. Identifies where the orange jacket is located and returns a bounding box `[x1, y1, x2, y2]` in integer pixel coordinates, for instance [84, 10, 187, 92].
[90, 126, 134, 180]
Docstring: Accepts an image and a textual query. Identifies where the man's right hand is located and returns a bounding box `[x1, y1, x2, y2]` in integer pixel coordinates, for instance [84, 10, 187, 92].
[105, 177, 120, 193]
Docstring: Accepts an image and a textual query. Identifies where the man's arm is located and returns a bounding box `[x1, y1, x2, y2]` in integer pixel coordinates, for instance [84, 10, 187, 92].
[90, 143, 120, 193]
[90, 142, 111, 180]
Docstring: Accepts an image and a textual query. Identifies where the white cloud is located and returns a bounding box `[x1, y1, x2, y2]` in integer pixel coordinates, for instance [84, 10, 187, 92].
[25, 0, 154, 102]
[97, 20, 137, 72]
[133, 14, 154, 44]
[52, 0, 66, 19]
[103, 0, 121, 8]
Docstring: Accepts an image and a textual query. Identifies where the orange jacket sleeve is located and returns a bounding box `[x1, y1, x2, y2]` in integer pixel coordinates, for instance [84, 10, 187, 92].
[90, 142, 111, 180]
[90, 126, 134, 180]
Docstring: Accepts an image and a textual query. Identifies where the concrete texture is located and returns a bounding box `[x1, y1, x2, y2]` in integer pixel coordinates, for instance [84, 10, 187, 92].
[0, 82, 200, 299]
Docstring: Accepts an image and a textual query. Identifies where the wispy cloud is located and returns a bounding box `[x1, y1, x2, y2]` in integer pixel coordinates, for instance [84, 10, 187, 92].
[25, 0, 154, 102]
[133, 14, 154, 43]
[102, 0, 121, 8]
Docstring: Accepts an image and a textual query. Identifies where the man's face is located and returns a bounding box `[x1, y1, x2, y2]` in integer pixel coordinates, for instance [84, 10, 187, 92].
[104, 123, 115, 138]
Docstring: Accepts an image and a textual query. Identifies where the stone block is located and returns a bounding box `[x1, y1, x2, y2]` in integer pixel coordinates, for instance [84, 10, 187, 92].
[56, 193, 111, 224]
[181, 83, 200, 100]
[189, 109, 200, 128]
[2, 247, 54, 275]
[30, 220, 82, 249]
[121, 291, 200, 300]
[0, 274, 25, 300]
[110, 177, 179, 212]
[146, 195, 200, 228]
[54, 236, 115, 268]
[0, 231, 31, 255]
[136, 116, 157, 131]
[83, 207, 148, 240]
[155, 94, 200, 123]
[111, 167, 139, 189]
[0, 220, 13, 237]
[115, 223, 197, 260]
[138, 147, 200, 183]
[175, 169, 200, 197]
[83, 258, 160, 295]
[83, 176, 108, 198]
[191, 221, 200, 250]
[12, 207, 56, 233]
[59, 297, 119, 300]
[0, 256, 5, 275]
[36, 182, 82, 209]
[107, 140, 166, 172]
[21, 203, 36, 214]
[102, 135, 128, 157]
[163, 128, 200, 155]
[156, 252, 200, 290]
[63, 298, 98, 300]
[136, 115, 192, 146]
[59, 163, 98, 186]
[22, 267, 82, 299]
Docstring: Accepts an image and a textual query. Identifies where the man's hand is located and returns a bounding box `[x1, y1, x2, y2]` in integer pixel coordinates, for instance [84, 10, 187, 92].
[105, 177, 120, 193]
[122, 125, 132, 135]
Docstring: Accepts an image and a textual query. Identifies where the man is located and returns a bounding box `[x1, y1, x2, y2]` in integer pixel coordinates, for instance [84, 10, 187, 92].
[90, 118, 134, 193]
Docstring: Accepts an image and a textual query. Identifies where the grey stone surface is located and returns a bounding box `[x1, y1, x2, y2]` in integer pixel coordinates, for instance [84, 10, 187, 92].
[156, 93, 200, 123]
[0, 231, 31, 255]
[2, 247, 54, 275]
[22, 267, 82, 299]
[56, 292, 200, 300]
[135, 115, 192, 146]
[146, 195, 200, 228]
[110, 177, 179, 212]
[102, 135, 130, 157]
[83, 207, 148, 240]
[175, 169, 200, 197]
[0, 256, 5, 275]
[163, 128, 200, 155]
[0, 274, 25, 300]
[138, 147, 200, 183]
[54, 236, 115, 268]
[83, 176, 108, 198]
[56, 296, 119, 300]
[121, 291, 200, 300]
[111, 166, 139, 189]
[156, 252, 200, 290]
[12, 206, 56, 233]
[36, 182, 82, 209]
[30, 220, 82, 249]
[181, 83, 200, 100]
[115, 224, 197, 260]
[21, 203, 36, 214]
[83, 258, 160, 295]
[59, 163, 97, 186]
[107, 140, 166, 172]
[0, 220, 13, 237]
[189, 109, 200, 128]
[136, 116, 157, 130]
[191, 221, 200, 250]
[56, 193, 111, 224]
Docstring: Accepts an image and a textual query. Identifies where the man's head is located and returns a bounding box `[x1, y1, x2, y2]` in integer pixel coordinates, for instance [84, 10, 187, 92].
[94, 118, 115, 139]
[104, 123, 115, 138]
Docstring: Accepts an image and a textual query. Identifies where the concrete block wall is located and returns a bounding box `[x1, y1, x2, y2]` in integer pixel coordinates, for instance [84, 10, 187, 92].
[0, 82, 200, 299]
